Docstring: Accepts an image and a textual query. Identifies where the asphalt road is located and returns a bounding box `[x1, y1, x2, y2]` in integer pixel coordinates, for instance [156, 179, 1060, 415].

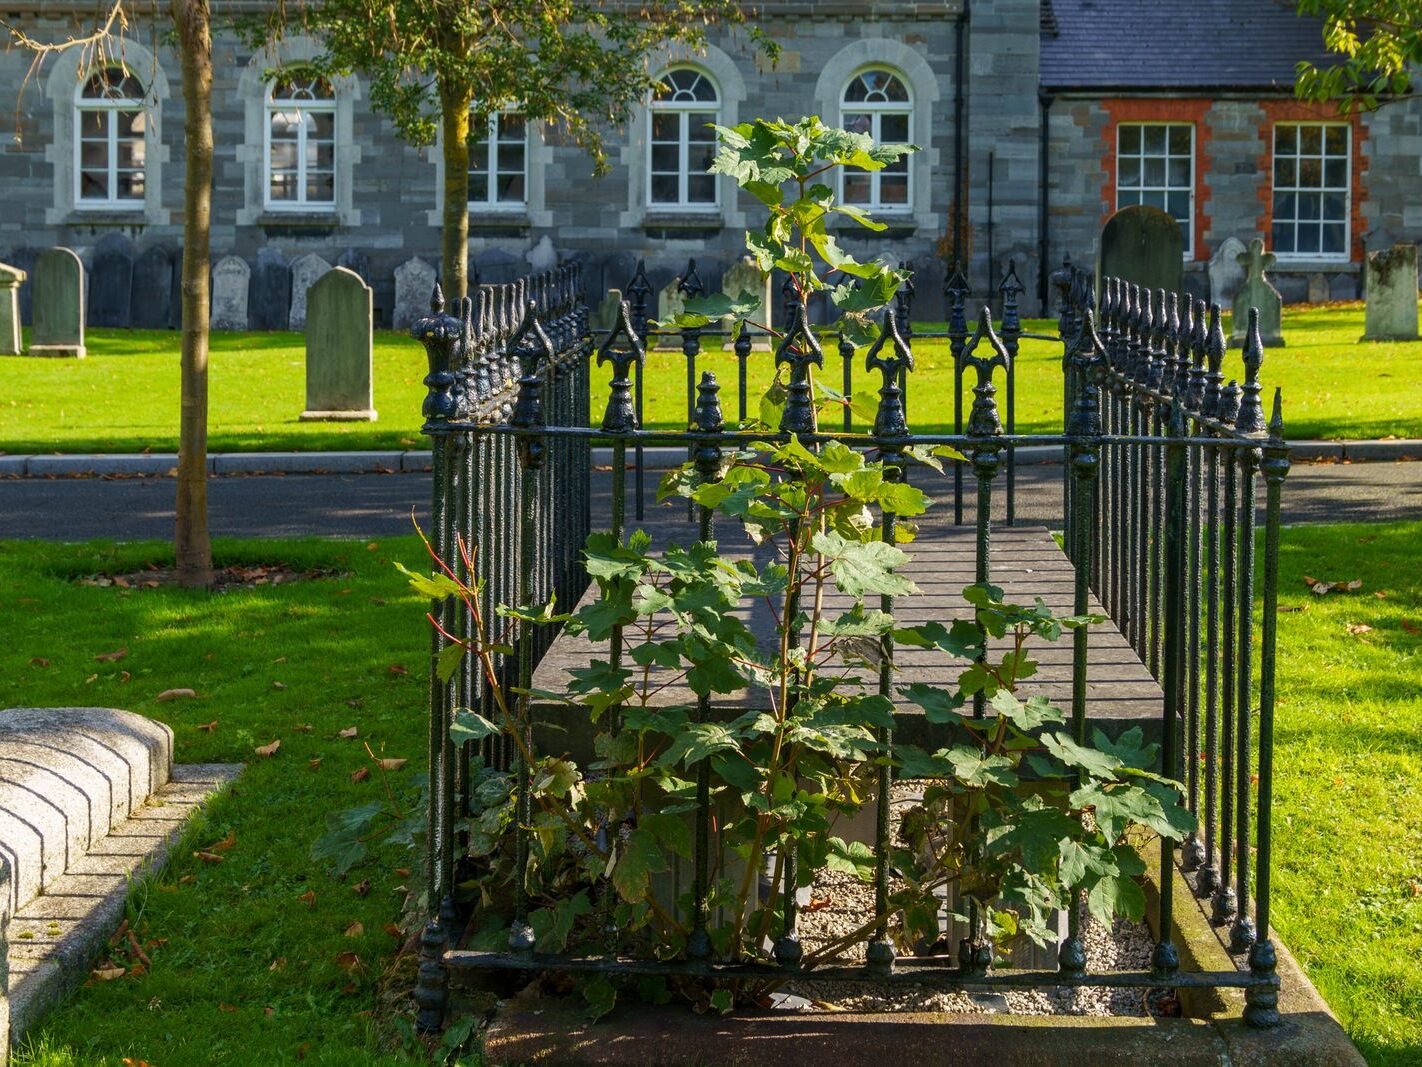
[2, 460, 1420, 542]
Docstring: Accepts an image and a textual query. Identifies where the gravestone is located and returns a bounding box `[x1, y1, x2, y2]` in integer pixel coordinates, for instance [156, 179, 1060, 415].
[167, 245, 184, 329]
[7, 247, 38, 325]
[88, 233, 134, 328]
[654, 278, 685, 348]
[1208, 236, 1248, 308]
[475, 247, 522, 285]
[1307, 272, 1330, 305]
[910, 256, 948, 322]
[1362, 244, 1420, 342]
[1230, 238, 1285, 348]
[591, 288, 622, 333]
[336, 247, 371, 287]
[525, 236, 558, 274]
[28, 247, 85, 357]
[1329, 273, 1358, 302]
[1096, 205, 1184, 295]
[606, 251, 639, 294]
[130, 246, 174, 329]
[250, 247, 291, 331]
[301, 266, 376, 421]
[723, 255, 765, 324]
[288, 253, 331, 331]
[0, 261, 26, 354]
[393, 257, 437, 330]
[210, 256, 251, 331]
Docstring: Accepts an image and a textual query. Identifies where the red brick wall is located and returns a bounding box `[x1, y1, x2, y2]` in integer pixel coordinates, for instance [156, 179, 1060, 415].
[1099, 98, 1213, 261]
[1255, 99, 1367, 263]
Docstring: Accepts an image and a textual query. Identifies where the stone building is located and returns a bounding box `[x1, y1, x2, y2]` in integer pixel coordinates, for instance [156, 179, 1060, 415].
[0, 0, 1416, 324]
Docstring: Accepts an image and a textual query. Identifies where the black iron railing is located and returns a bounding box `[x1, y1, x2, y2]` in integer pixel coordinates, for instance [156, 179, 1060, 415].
[410, 256, 1288, 1032]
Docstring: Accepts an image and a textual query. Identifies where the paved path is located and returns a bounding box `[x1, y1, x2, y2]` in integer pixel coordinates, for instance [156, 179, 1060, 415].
[2, 460, 1419, 541]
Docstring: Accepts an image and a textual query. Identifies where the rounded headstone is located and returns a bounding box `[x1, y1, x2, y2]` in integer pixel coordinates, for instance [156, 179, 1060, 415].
[1097, 205, 1184, 295]
[1208, 236, 1248, 308]
[250, 247, 292, 331]
[288, 253, 332, 331]
[393, 256, 437, 331]
[88, 233, 135, 328]
[130, 245, 175, 330]
[210, 256, 251, 331]
[28, 247, 86, 357]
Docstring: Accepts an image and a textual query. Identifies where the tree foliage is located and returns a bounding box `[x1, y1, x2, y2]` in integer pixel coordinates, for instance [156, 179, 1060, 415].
[1296, 0, 1421, 110]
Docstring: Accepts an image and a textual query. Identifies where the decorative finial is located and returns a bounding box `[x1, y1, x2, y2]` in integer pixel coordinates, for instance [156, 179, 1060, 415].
[865, 309, 914, 440]
[774, 301, 824, 436]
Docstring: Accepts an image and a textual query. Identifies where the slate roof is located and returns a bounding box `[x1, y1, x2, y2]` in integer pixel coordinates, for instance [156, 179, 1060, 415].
[1040, 0, 1338, 92]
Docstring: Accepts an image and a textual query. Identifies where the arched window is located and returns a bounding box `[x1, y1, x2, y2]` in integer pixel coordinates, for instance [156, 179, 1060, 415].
[648, 68, 719, 209]
[76, 67, 147, 206]
[470, 107, 527, 209]
[265, 71, 336, 210]
[840, 69, 911, 211]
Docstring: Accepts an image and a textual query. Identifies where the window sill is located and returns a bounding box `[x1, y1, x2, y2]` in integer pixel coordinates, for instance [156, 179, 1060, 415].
[1272, 257, 1356, 271]
[642, 212, 723, 238]
[64, 208, 147, 226]
[257, 211, 342, 231]
[468, 212, 531, 235]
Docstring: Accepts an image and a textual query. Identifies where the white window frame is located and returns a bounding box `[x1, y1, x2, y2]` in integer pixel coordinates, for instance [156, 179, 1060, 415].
[263, 73, 337, 213]
[1115, 121, 1195, 259]
[469, 108, 528, 211]
[646, 67, 720, 212]
[1271, 121, 1351, 263]
[839, 68, 914, 214]
[73, 68, 148, 210]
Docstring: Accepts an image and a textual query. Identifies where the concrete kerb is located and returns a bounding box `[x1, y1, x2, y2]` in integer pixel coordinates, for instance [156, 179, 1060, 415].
[1, 440, 1418, 478]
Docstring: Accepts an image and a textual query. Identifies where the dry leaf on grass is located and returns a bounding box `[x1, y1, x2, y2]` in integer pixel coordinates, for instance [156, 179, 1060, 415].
[1345, 622, 1373, 636]
[350, 767, 370, 783]
[30, 657, 49, 668]
[156, 688, 196, 702]
[272, 681, 287, 690]
[383, 923, 403, 938]
[345, 698, 363, 709]
[387, 664, 409, 676]
[93, 964, 126, 982]
[193, 850, 225, 864]
[1303, 575, 1363, 596]
[219, 1003, 238, 1013]
[336, 951, 362, 972]
[298, 890, 316, 908]
[377, 758, 407, 771]
[1402, 620, 1421, 635]
[254, 739, 281, 757]
[338, 726, 358, 739]
[196, 720, 218, 732]
[205, 830, 236, 854]
[353, 879, 371, 897]
[292, 723, 314, 733]
[344, 921, 364, 938]
[309, 758, 322, 770]
[270, 957, 287, 971]
[95, 648, 128, 663]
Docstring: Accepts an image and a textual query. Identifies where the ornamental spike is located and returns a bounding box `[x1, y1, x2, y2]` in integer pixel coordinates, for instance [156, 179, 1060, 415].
[865, 309, 914, 439]
[597, 300, 645, 434]
[1236, 308, 1268, 436]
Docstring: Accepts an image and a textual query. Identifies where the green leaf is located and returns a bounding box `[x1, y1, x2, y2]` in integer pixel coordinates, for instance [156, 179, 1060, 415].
[944, 744, 1019, 788]
[826, 836, 876, 882]
[1041, 731, 1123, 778]
[612, 826, 668, 902]
[311, 801, 384, 876]
[660, 721, 742, 768]
[832, 202, 889, 231]
[810, 529, 917, 598]
[709, 988, 735, 1014]
[893, 619, 982, 659]
[450, 708, 501, 745]
[582, 976, 617, 1022]
[900, 683, 965, 725]
[395, 561, 463, 601]
[639, 811, 693, 861]
[435, 642, 466, 684]
[989, 690, 1066, 731]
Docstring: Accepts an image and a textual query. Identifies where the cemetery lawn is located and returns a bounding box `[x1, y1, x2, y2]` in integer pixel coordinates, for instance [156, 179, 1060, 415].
[4, 299, 1422, 454]
[0, 520, 1417, 1062]
[1, 536, 435, 1066]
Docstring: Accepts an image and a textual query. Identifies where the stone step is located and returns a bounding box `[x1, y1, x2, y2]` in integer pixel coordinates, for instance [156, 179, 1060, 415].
[0, 708, 173, 929]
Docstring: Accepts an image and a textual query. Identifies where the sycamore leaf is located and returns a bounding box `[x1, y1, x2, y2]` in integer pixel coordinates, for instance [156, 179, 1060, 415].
[155, 688, 196, 702]
[254, 739, 281, 758]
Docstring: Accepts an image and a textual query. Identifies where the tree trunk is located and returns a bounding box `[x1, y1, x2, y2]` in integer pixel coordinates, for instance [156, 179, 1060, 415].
[439, 80, 473, 300]
[172, 0, 213, 587]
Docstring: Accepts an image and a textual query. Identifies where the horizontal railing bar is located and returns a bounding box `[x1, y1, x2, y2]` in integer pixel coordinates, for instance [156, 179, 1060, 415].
[443, 951, 1270, 990]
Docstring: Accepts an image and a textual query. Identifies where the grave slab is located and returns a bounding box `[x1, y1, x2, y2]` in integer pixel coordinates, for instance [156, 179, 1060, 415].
[130, 245, 174, 330]
[28, 248, 86, 358]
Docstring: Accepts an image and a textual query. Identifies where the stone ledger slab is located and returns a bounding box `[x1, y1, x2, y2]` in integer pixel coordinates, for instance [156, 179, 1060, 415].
[28, 248, 85, 358]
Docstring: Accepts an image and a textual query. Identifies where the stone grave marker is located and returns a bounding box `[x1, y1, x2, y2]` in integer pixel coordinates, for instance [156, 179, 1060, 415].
[130, 246, 174, 329]
[606, 251, 639, 294]
[475, 247, 522, 285]
[1230, 238, 1285, 348]
[336, 247, 371, 286]
[910, 256, 947, 322]
[1307, 272, 1330, 304]
[1208, 236, 1247, 308]
[288, 253, 331, 331]
[250, 247, 291, 330]
[654, 277, 685, 348]
[28, 247, 85, 357]
[393, 256, 436, 330]
[302, 266, 376, 421]
[0, 261, 26, 354]
[723, 256, 768, 348]
[210, 256, 251, 331]
[1329, 272, 1358, 302]
[88, 233, 134, 327]
[591, 288, 622, 333]
[525, 236, 558, 274]
[1097, 204, 1184, 295]
[1362, 243, 1419, 342]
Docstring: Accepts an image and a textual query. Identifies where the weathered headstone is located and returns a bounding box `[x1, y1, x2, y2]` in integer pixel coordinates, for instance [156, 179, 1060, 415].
[1306, 272, 1330, 305]
[654, 277, 685, 348]
[606, 251, 639, 294]
[130, 246, 174, 330]
[591, 288, 623, 333]
[1362, 243, 1420, 342]
[475, 247, 522, 285]
[301, 266, 376, 421]
[1208, 236, 1248, 308]
[1230, 238, 1285, 348]
[723, 256, 765, 322]
[910, 256, 948, 322]
[1329, 272, 1358, 302]
[250, 247, 291, 331]
[1097, 205, 1184, 295]
[210, 256, 251, 331]
[393, 256, 437, 331]
[0, 261, 26, 355]
[88, 233, 134, 328]
[336, 247, 371, 287]
[288, 253, 331, 332]
[525, 236, 558, 275]
[28, 247, 86, 357]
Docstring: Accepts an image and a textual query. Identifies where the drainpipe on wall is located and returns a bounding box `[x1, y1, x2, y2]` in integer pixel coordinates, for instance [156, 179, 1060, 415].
[1038, 90, 1054, 311]
[952, 0, 969, 277]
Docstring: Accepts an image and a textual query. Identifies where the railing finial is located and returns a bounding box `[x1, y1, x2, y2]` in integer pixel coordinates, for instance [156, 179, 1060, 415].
[1236, 308, 1268, 436]
[774, 300, 825, 436]
[597, 300, 645, 434]
[865, 308, 914, 440]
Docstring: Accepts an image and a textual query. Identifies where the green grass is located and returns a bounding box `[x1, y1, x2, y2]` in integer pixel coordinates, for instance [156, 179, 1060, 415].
[2, 537, 432, 1066]
[4, 300, 1421, 453]
[1, 521, 1419, 1064]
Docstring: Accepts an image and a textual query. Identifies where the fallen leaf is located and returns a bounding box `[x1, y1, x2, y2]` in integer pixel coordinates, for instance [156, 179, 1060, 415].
[387, 664, 409, 676]
[273, 655, 288, 663]
[193, 850, 225, 864]
[270, 957, 287, 971]
[254, 739, 281, 757]
[1304, 575, 1363, 596]
[805, 894, 834, 913]
[350, 767, 370, 783]
[205, 830, 237, 854]
[92, 965, 126, 982]
[196, 720, 218, 732]
[308, 758, 322, 770]
[1345, 622, 1373, 636]
[298, 890, 316, 908]
[122, 1059, 154, 1067]
[219, 1003, 238, 1014]
[336, 951, 362, 972]
[179, 874, 196, 885]
[1402, 620, 1420, 635]
[113, 576, 131, 589]
[292, 723, 314, 733]
[1374, 591, 1388, 599]
[366, 542, 379, 552]
[29, 656, 49, 668]
[119, 670, 131, 682]
[297, 1042, 312, 1059]
[95, 648, 128, 663]
[265, 1006, 274, 1017]
[1333, 776, 1345, 786]
[352, 879, 370, 897]
[345, 698, 363, 709]
[156, 687, 197, 702]
[272, 681, 287, 690]
[338, 726, 359, 739]
[344, 921, 364, 938]
[377, 758, 408, 771]
[394, 867, 411, 877]
[383, 923, 403, 938]
[85, 673, 98, 684]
